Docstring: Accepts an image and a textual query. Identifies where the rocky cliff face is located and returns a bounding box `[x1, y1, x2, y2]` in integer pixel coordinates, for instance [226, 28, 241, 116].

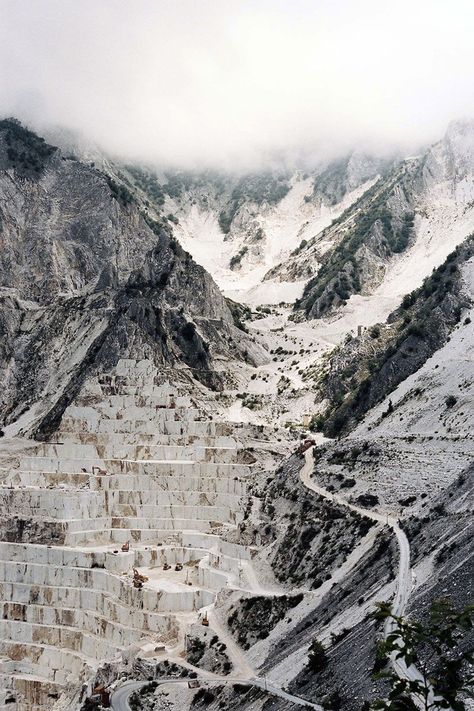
[294, 167, 416, 318]
[257, 454, 373, 588]
[56, 120, 474, 319]
[0, 120, 261, 438]
[291, 120, 474, 320]
[306, 235, 473, 437]
[85, 153, 385, 306]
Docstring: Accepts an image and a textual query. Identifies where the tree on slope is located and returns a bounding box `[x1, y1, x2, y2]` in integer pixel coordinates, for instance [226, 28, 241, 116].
[371, 598, 473, 711]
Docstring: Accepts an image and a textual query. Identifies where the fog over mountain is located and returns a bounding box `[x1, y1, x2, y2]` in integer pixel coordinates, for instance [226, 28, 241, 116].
[0, 3, 474, 711]
[2, 0, 474, 169]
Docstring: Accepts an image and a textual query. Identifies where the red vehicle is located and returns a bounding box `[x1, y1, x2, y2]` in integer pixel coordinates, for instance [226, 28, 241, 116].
[298, 438, 315, 454]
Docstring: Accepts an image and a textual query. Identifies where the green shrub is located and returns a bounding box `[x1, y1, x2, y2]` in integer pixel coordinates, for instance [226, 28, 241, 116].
[106, 176, 135, 207]
[306, 639, 328, 673]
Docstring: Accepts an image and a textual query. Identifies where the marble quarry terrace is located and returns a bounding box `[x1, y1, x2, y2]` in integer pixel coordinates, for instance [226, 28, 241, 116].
[0, 360, 276, 709]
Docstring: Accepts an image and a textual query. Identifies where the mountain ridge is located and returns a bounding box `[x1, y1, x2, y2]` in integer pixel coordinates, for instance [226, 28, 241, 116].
[0, 119, 262, 438]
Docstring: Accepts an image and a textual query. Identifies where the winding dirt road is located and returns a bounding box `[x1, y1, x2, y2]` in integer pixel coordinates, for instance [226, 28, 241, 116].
[110, 674, 322, 711]
[300, 447, 438, 707]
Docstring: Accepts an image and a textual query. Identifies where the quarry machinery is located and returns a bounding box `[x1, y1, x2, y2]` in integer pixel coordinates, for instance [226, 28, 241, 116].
[132, 568, 148, 589]
[298, 438, 315, 454]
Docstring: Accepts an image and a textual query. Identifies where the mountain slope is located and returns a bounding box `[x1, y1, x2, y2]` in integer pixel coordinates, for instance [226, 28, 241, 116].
[290, 120, 474, 323]
[310, 235, 474, 437]
[95, 154, 386, 306]
[0, 120, 262, 438]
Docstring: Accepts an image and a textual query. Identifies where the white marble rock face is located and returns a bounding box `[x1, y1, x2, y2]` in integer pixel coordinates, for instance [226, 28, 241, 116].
[0, 359, 257, 709]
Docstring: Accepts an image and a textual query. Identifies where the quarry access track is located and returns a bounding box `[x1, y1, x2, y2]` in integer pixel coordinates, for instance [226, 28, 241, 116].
[111, 674, 323, 711]
[300, 446, 441, 710]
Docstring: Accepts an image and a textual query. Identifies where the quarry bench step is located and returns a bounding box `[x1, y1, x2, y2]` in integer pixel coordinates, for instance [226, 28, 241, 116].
[1, 488, 244, 509]
[0, 491, 240, 522]
[95, 376, 182, 386]
[54, 432, 239, 447]
[108, 514, 239, 528]
[58, 419, 233, 436]
[0, 541, 243, 571]
[95, 381, 188, 392]
[0, 580, 184, 624]
[92, 476, 247, 494]
[74, 394, 193, 408]
[95, 386, 192, 397]
[0, 639, 99, 674]
[0, 569, 215, 612]
[17, 457, 251, 477]
[65, 529, 225, 546]
[1, 473, 247, 495]
[64, 404, 205, 421]
[0, 602, 175, 648]
[101, 491, 243, 506]
[106, 505, 239, 521]
[1, 516, 236, 538]
[0, 667, 67, 685]
[0, 669, 67, 707]
[64, 524, 235, 545]
[0, 618, 120, 657]
[1, 485, 243, 505]
[35, 443, 240, 463]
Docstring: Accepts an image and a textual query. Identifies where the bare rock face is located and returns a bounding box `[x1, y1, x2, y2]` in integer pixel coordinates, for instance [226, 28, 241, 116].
[99, 154, 388, 303]
[313, 235, 473, 438]
[289, 119, 474, 319]
[0, 119, 261, 437]
[295, 165, 418, 319]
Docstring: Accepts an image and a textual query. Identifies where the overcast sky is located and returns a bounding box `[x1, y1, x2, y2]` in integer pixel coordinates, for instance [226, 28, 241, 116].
[1, 0, 474, 169]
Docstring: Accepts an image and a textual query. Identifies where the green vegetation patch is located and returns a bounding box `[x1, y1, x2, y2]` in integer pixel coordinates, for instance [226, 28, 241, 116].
[0, 118, 56, 177]
[320, 235, 473, 437]
[296, 169, 414, 318]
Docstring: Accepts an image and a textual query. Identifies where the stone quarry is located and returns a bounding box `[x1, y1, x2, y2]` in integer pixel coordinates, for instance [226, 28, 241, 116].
[0, 359, 270, 709]
[0, 114, 472, 711]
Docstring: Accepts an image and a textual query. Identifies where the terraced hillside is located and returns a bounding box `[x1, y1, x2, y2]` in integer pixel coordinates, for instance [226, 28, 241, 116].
[0, 359, 276, 709]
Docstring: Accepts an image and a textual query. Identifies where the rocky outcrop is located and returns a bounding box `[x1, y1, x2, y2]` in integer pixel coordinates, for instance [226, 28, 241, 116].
[0, 120, 262, 437]
[312, 235, 473, 437]
[185, 625, 233, 674]
[295, 166, 417, 318]
[256, 454, 373, 588]
[290, 120, 474, 319]
[404, 465, 474, 616]
[227, 593, 303, 650]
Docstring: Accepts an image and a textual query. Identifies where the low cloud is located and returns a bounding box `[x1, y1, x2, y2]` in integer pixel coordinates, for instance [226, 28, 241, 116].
[1, 0, 474, 169]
